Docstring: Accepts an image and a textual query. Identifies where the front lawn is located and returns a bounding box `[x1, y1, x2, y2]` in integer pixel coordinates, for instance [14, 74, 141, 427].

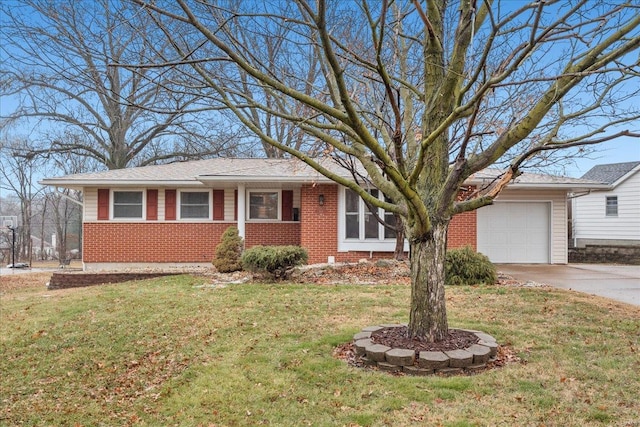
[1, 273, 638, 426]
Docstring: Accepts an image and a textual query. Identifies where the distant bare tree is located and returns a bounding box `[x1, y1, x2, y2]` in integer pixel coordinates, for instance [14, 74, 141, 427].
[0, 0, 241, 170]
[0, 140, 45, 262]
[45, 153, 88, 262]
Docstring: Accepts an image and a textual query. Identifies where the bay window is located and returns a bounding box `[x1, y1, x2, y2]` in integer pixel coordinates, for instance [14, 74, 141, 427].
[343, 188, 396, 241]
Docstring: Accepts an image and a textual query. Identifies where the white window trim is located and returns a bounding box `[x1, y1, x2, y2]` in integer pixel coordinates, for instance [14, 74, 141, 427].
[246, 189, 281, 222]
[110, 189, 145, 220]
[178, 189, 212, 221]
[337, 186, 402, 252]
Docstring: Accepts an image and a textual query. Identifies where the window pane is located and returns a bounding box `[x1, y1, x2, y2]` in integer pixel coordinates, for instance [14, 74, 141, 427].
[113, 191, 143, 218]
[364, 212, 378, 239]
[606, 196, 618, 216]
[182, 192, 208, 204]
[384, 212, 397, 239]
[114, 191, 142, 204]
[113, 204, 142, 218]
[346, 214, 359, 238]
[181, 192, 209, 219]
[363, 189, 380, 239]
[182, 205, 209, 218]
[250, 192, 278, 219]
[345, 189, 359, 212]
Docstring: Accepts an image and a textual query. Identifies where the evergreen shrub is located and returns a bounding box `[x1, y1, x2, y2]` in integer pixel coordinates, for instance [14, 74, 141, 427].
[241, 245, 308, 279]
[445, 246, 497, 286]
[212, 226, 244, 273]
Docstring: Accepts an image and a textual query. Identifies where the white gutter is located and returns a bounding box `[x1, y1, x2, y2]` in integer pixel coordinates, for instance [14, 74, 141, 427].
[54, 187, 84, 207]
[40, 179, 203, 188]
[196, 175, 338, 184]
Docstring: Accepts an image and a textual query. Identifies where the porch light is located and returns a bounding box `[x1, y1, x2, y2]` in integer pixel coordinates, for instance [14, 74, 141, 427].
[318, 194, 325, 206]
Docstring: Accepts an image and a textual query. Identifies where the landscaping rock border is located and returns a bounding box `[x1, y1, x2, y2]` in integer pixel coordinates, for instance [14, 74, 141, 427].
[353, 325, 498, 376]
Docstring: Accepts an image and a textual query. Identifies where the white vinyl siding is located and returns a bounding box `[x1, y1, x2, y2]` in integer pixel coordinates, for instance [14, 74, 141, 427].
[224, 188, 235, 221]
[84, 188, 98, 221]
[573, 170, 640, 243]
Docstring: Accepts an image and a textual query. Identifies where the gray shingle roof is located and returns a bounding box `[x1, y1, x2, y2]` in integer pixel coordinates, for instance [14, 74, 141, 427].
[40, 157, 607, 190]
[40, 158, 350, 186]
[580, 161, 640, 184]
[471, 168, 603, 186]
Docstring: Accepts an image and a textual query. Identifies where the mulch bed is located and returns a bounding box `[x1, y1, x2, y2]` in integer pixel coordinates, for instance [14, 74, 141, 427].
[370, 327, 479, 353]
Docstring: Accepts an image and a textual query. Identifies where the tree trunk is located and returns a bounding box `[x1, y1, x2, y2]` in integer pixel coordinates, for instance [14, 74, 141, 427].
[393, 214, 406, 261]
[408, 221, 449, 342]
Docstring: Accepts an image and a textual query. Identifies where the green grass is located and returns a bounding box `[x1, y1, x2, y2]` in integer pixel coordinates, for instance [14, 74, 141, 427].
[1, 274, 639, 426]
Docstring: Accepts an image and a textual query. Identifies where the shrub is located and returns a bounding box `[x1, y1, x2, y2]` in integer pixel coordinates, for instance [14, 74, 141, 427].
[241, 245, 308, 279]
[445, 246, 497, 286]
[212, 226, 244, 273]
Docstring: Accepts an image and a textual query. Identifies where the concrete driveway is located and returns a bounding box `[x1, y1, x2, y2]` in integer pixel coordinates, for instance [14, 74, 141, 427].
[496, 264, 640, 307]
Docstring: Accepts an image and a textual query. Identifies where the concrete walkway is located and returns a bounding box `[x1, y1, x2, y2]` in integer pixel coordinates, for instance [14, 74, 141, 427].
[0, 267, 57, 276]
[496, 264, 640, 307]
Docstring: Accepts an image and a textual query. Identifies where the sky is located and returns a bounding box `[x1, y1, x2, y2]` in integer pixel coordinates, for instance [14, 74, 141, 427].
[563, 137, 640, 178]
[1, 1, 639, 181]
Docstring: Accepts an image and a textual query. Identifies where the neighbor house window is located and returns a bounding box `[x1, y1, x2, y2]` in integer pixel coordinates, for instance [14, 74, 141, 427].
[606, 196, 618, 217]
[344, 188, 395, 240]
[249, 191, 279, 220]
[113, 191, 143, 218]
[180, 191, 210, 219]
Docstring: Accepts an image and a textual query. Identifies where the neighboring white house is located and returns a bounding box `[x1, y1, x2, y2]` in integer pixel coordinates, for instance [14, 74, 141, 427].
[572, 161, 640, 247]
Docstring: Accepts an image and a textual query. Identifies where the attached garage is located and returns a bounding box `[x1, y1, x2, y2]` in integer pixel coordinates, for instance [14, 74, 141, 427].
[477, 201, 551, 263]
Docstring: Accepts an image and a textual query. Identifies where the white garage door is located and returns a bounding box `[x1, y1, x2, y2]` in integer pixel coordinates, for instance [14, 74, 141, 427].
[477, 202, 550, 263]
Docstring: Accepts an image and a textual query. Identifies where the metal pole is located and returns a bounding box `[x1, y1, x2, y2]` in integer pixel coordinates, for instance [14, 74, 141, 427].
[8, 226, 15, 267]
[12, 227, 16, 267]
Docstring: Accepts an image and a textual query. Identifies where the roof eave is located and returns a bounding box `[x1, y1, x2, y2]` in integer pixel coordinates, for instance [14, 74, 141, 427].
[501, 183, 611, 190]
[465, 177, 611, 191]
[196, 175, 338, 183]
[39, 179, 202, 188]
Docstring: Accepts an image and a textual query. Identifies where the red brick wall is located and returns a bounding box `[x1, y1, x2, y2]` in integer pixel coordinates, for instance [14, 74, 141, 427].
[244, 222, 301, 247]
[447, 210, 477, 250]
[84, 222, 235, 263]
[84, 222, 301, 263]
[300, 184, 339, 264]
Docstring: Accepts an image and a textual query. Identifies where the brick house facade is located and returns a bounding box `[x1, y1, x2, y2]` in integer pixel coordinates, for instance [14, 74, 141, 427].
[41, 158, 600, 269]
[82, 182, 476, 267]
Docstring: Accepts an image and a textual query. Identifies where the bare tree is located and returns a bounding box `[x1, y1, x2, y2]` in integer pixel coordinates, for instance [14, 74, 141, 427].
[136, 0, 640, 342]
[44, 153, 88, 262]
[0, 0, 242, 170]
[0, 140, 46, 263]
